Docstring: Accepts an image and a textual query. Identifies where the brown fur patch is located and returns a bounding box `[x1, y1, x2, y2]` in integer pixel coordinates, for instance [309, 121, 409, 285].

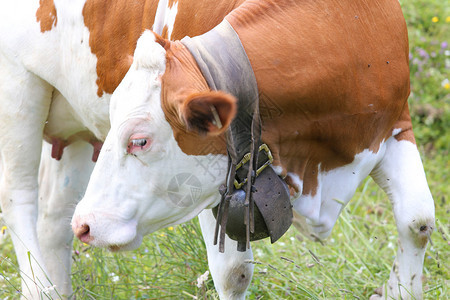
[36, 0, 57, 32]
[82, 0, 158, 97]
[225, 0, 410, 195]
[161, 25, 170, 39]
[161, 0, 412, 197]
[168, 0, 178, 8]
[393, 102, 416, 144]
[168, 0, 245, 40]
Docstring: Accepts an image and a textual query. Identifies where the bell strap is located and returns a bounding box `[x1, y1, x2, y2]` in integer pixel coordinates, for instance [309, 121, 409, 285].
[183, 20, 261, 252]
[182, 20, 293, 252]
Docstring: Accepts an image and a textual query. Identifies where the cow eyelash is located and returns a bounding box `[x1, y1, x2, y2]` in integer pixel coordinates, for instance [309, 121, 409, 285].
[131, 139, 147, 148]
[126, 137, 151, 154]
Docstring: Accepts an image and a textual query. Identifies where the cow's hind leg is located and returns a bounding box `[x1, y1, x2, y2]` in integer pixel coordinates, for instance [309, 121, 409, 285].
[198, 209, 254, 300]
[0, 55, 53, 299]
[37, 141, 95, 298]
[370, 137, 435, 299]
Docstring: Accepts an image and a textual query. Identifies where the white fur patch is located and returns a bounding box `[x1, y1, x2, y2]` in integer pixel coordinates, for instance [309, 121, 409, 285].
[392, 128, 402, 136]
[286, 172, 303, 199]
[133, 30, 166, 74]
[270, 164, 283, 175]
[152, 0, 179, 39]
[292, 147, 385, 238]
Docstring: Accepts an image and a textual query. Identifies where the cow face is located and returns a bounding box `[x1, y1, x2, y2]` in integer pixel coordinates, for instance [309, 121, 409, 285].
[72, 31, 236, 251]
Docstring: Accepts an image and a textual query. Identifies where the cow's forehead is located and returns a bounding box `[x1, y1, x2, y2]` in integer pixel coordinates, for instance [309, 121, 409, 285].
[133, 30, 166, 74]
[109, 31, 166, 127]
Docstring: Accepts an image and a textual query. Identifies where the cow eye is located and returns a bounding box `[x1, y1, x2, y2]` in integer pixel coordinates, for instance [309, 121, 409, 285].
[127, 137, 151, 154]
[132, 139, 147, 147]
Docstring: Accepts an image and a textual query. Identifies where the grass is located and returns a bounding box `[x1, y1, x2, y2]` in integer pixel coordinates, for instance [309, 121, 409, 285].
[1, 0, 449, 299]
[2, 166, 448, 299]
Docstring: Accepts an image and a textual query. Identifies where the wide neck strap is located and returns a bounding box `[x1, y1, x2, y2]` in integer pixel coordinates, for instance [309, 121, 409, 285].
[181, 20, 260, 164]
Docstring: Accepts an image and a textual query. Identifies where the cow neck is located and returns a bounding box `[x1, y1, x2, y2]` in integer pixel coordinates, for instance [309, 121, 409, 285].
[182, 21, 292, 252]
[181, 19, 259, 166]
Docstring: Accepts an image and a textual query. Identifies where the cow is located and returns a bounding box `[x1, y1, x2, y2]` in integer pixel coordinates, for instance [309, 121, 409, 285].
[72, 0, 436, 299]
[0, 0, 251, 298]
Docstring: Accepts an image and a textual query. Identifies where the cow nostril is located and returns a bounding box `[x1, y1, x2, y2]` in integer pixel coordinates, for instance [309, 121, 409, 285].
[75, 223, 91, 243]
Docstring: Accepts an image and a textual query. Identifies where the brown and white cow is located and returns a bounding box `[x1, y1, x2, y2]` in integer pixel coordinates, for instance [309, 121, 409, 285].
[0, 0, 251, 298]
[72, 0, 435, 299]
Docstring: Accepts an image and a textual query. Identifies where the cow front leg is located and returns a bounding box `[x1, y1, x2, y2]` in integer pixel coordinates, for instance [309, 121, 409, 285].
[198, 209, 254, 300]
[370, 137, 435, 299]
[0, 57, 54, 299]
[37, 141, 95, 298]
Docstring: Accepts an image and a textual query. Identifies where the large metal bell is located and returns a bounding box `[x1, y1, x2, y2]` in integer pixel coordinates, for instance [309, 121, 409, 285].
[213, 166, 293, 251]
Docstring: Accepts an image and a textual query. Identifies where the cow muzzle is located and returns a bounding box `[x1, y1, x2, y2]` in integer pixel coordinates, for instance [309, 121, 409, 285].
[71, 211, 141, 251]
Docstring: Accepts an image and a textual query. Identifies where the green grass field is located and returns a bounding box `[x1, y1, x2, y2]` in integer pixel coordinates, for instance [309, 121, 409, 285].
[1, 0, 449, 299]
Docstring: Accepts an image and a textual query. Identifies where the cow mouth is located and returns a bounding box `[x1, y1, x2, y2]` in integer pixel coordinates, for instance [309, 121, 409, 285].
[107, 233, 143, 252]
[108, 245, 123, 252]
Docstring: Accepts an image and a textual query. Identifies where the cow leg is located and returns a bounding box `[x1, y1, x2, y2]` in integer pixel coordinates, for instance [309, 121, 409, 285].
[0, 56, 54, 299]
[37, 141, 95, 298]
[198, 209, 254, 300]
[370, 137, 435, 299]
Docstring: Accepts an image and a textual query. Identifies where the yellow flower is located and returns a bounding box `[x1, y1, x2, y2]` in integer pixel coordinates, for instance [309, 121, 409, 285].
[159, 233, 166, 237]
[1, 226, 6, 235]
[168, 226, 174, 231]
[444, 83, 450, 90]
[446, 16, 450, 23]
[431, 16, 439, 23]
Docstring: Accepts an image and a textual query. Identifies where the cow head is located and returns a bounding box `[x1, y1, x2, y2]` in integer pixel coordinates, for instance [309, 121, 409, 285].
[72, 30, 237, 251]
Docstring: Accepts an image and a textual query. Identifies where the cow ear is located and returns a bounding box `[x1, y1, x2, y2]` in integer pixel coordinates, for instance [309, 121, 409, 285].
[153, 32, 170, 50]
[181, 91, 237, 135]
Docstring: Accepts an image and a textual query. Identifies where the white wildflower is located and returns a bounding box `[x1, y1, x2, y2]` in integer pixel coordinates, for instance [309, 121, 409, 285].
[196, 270, 209, 288]
[0, 274, 11, 281]
[255, 248, 264, 257]
[109, 272, 120, 282]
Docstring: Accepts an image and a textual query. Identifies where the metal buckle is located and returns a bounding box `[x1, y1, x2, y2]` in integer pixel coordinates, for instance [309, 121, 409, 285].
[234, 144, 273, 189]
